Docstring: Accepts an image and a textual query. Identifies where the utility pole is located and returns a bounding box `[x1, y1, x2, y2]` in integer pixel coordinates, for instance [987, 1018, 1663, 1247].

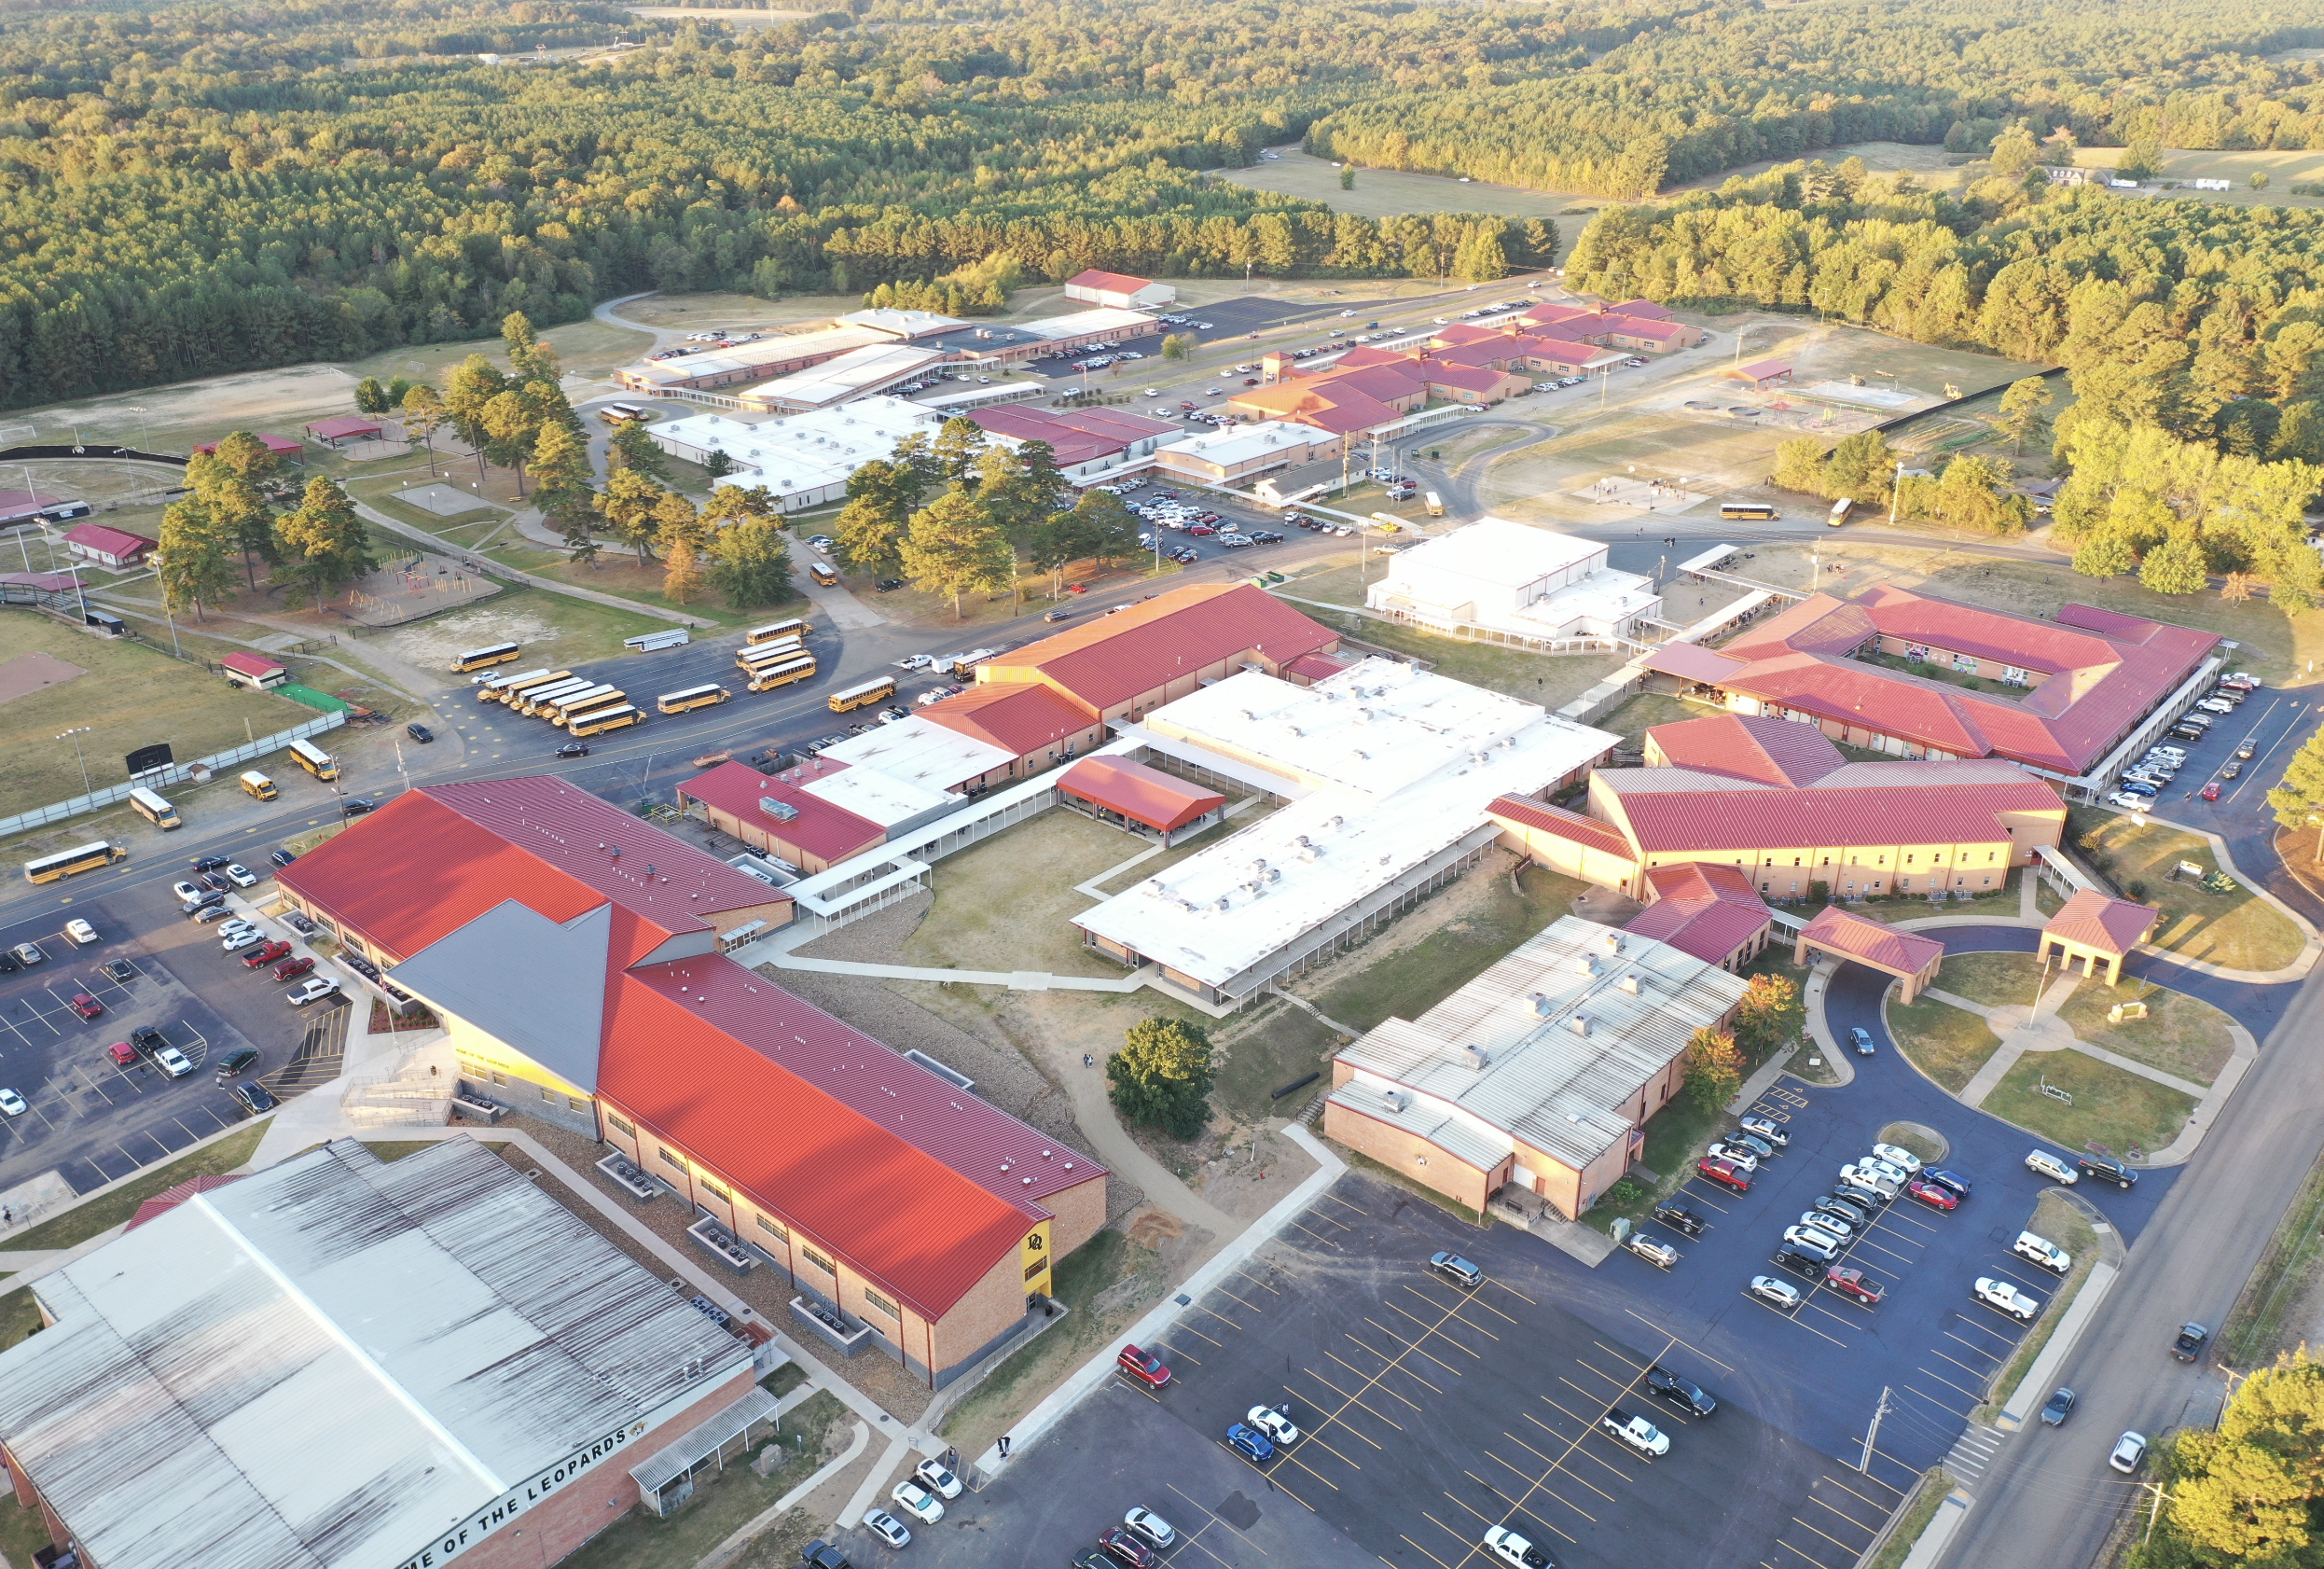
[1888, 461, 1904, 528]
[56, 728, 91, 797]
[1859, 1386, 1890, 1473]
[2143, 1481, 2167, 1542]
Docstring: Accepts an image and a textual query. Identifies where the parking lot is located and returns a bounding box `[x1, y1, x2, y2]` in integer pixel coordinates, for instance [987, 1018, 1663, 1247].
[880, 1029, 2194, 1569]
[0, 900, 297, 1194]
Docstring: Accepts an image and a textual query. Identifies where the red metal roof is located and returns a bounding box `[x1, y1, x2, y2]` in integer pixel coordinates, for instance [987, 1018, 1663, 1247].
[1734, 358, 1793, 380]
[1646, 714, 1843, 787]
[1602, 315, 1686, 341]
[1058, 757, 1224, 834]
[1604, 299, 1673, 320]
[125, 1173, 242, 1232]
[1421, 364, 1516, 394]
[1284, 652, 1349, 684]
[1642, 642, 1748, 685]
[62, 523, 156, 559]
[1798, 906, 1944, 977]
[1642, 862, 1764, 904]
[1066, 269, 1156, 295]
[1603, 778, 2063, 856]
[920, 682, 1097, 758]
[305, 415, 382, 440]
[2042, 890, 2160, 956]
[600, 955, 1103, 1320]
[192, 433, 301, 456]
[981, 585, 1336, 712]
[219, 651, 284, 677]
[1624, 891, 1771, 966]
[679, 760, 884, 866]
[1487, 795, 1637, 861]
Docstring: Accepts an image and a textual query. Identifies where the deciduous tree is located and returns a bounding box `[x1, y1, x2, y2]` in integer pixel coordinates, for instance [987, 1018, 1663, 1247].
[1106, 1018, 1215, 1139]
[899, 488, 1013, 616]
[595, 469, 665, 565]
[1681, 1026, 1743, 1113]
[1994, 376, 2054, 453]
[1733, 974, 1802, 1061]
[2138, 526, 2209, 595]
[661, 537, 705, 605]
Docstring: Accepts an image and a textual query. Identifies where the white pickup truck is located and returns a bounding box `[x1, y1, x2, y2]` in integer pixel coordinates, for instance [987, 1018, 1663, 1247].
[1601, 1409, 1670, 1457]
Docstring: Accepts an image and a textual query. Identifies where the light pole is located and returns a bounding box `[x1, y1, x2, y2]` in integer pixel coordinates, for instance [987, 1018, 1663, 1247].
[56, 727, 91, 797]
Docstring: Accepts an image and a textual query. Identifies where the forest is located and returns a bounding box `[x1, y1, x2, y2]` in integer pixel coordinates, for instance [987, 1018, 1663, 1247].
[7, 0, 2324, 410]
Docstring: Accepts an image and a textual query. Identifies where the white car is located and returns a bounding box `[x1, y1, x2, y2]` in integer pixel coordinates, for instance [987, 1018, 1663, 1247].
[171, 880, 203, 903]
[224, 863, 257, 888]
[2025, 1149, 2078, 1185]
[1484, 1523, 1552, 1566]
[2110, 1431, 2149, 1473]
[890, 1479, 945, 1524]
[1838, 1164, 1898, 1200]
[222, 929, 266, 953]
[1974, 1277, 2041, 1321]
[2107, 791, 2151, 809]
[862, 1509, 910, 1548]
[154, 1047, 193, 1078]
[1750, 1275, 1802, 1311]
[1870, 1143, 1923, 1175]
[0, 1088, 24, 1118]
[287, 977, 341, 1007]
[1737, 1115, 1790, 1147]
[1783, 1225, 1842, 1259]
[1246, 1405, 1300, 1447]
[1123, 1507, 1175, 1548]
[1799, 1209, 1854, 1241]
[1704, 1142, 1759, 1173]
[63, 918, 99, 945]
[910, 1456, 961, 1499]
[1143, 387, 1162, 396]
[1861, 1156, 1911, 1187]
[2013, 1231, 2072, 1275]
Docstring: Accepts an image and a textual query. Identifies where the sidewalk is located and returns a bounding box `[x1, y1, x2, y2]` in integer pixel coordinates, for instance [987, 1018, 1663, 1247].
[350, 497, 720, 630]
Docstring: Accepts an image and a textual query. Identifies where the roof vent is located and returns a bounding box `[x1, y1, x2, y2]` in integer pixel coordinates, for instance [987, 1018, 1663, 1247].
[1462, 1044, 1489, 1071]
[1603, 931, 1625, 953]
[1569, 1014, 1591, 1038]
[759, 798, 799, 822]
[1000, 1160, 1011, 1172]
[1529, 992, 1553, 1017]
[1064, 1161, 1074, 1170]
[1042, 1149, 1053, 1159]
[1575, 953, 1598, 976]
[1383, 1090, 1407, 1112]
[1023, 1176, 1034, 1186]
[1619, 972, 1643, 995]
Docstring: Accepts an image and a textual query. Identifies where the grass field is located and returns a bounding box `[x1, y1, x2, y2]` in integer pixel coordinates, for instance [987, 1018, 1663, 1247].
[1301, 860, 1586, 1034]
[0, 614, 316, 814]
[1982, 1049, 2196, 1159]
[1886, 993, 2003, 1093]
[1944, 952, 2234, 1084]
[373, 590, 679, 674]
[1593, 690, 1728, 748]
[1934, 951, 2046, 1009]
[2068, 808, 2305, 971]
[1219, 147, 1589, 220]
[1212, 998, 1343, 1122]
[5, 1122, 269, 1252]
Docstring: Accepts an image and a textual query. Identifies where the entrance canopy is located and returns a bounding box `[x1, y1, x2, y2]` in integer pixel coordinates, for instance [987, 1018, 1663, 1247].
[1059, 756, 1224, 836]
[1794, 905, 1944, 1001]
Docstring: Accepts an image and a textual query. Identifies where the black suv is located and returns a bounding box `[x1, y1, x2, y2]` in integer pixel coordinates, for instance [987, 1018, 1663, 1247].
[1771, 1245, 1823, 1281]
[1652, 1200, 1706, 1238]
[2078, 1155, 2137, 1189]
[130, 1026, 168, 1058]
[1645, 1365, 1717, 1417]
[801, 1542, 851, 1569]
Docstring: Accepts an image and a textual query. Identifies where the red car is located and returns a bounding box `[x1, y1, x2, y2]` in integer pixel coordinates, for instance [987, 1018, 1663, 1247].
[105, 1041, 134, 1066]
[1096, 1527, 1158, 1568]
[2200, 782, 2221, 800]
[242, 940, 295, 969]
[1116, 1344, 1171, 1389]
[1826, 1267, 1885, 1306]
[1696, 1156, 1751, 1192]
[69, 993, 103, 1021]
[1906, 1177, 1959, 1212]
[271, 955, 317, 982]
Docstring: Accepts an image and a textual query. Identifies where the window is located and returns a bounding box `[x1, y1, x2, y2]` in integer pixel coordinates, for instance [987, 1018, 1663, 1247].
[802, 1247, 835, 1275]
[699, 1177, 730, 1202]
[865, 1288, 899, 1319]
[754, 1214, 788, 1243]
[2002, 665, 2030, 686]
[1025, 1259, 1049, 1283]
[607, 1113, 636, 1137]
[568, 1095, 589, 1111]
[490, 1071, 508, 1087]
[540, 1087, 555, 1104]
[657, 1146, 686, 1172]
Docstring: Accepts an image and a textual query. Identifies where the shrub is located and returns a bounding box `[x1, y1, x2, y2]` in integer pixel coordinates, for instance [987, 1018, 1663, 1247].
[2127, 879, 2150, 901]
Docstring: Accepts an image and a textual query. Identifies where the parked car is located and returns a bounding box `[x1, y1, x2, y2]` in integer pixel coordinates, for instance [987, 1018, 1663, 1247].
[242, 940, 294, 968]
[1906, 1178, 1959, 1212]
[1697, 1157, 1751, 1192]
[105, 1041, 135, 1065]
[1121, 1508, 1175, 1549]
[1224, 1423, 1276, 1464]
[1870, 1143, 1923, 1175]
[1797, 1208, 1853, 1241]
[69, 993, 103, 1020]
[1483, 1524, 1552, 1568]
[2025, 1149, 2078, 1185]
[1750, 1275, 1802, 1311]
[1245, 1406, 1300, 1447]
[1723, 1130, 1777, 1160]
[2172, 1323, 2210, 1363]
[224, 863, 257, 888]
[0, 1089, 24, 1118]
[1430, 1250, 1484, 1288]
[1645, 1365, 1716, 1417]
[1652, 1200, 1706, 1237]
[1116, 1344, 1170, 1388]
[286, 977, 341, 1007]
[153, 1046, 193, 1078]
[1737, 1115, 1789, 1146]
[2108, 791, 2152, 809]
[889, 1479, 945, 1525]
[1813, 1194, 1871, 1229]
[63, 918, 98, 945]
[1837, 1164, 1897, 1201]
[1704, 1141, 1759, 1173]
[861, 1510, 909, 1549]
[2041, 1388, 2077, 1426]
[214, 1048, 259, 1080]
[1599, 1409, 1670, 1457]
[2078, 1154, 2137, 1189]
[232, 1079, 281, 1116]
[1781, 1226, 1842, 1262]
[270, 848, 298, 868]
[407, 723, 435, 743]
[272, 955, 317, 981]
[222, 929, 267, 954]
[1974, 1278, 2041, 1321]
[1826, 1267, 1885, 1306]
[2013, 1231, 2071, 1274]
[171, 879, 203, 903]
[1770, 1245, 1824, 1281]
[100, 960, 134, 983]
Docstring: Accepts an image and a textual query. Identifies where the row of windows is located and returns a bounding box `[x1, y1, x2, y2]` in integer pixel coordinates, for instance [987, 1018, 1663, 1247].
[1738, 847, 2006, 870]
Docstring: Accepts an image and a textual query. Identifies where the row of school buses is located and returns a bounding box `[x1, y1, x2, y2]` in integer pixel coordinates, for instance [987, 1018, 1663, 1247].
[455, 617, 892, 735]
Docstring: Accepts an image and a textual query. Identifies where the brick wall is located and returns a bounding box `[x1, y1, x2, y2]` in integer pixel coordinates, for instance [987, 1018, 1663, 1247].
[1322, 1101, 1496, 1213]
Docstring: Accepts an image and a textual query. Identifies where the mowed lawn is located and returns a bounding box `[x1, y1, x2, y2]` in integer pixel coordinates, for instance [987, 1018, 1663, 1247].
[2068, 808, 2305, 972]
[1982, 1049, 2197, 1159]
[1886, 992, 2002, 1093]
[0, 615, 313, 813]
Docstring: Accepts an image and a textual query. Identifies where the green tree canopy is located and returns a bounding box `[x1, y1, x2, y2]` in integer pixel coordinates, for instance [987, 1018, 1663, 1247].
[899, 488, 1014, 616]
[710, 517, 795, 608]
[270, 477, 375, 610]
[1106, 1018, 1215, 1139]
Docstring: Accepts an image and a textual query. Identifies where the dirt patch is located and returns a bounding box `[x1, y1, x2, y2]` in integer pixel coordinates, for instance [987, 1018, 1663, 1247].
[0, 651, 84, 703]
[1185, 1126, 1319, 1223]
[380, 606, 565, 670]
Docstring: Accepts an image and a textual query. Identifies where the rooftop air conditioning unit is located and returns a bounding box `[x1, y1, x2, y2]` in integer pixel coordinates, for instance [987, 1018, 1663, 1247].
[1384, 1090, 1407, 1113]
[1569, 1014, 1591, 1038]
[1529, 993, 1553, 1017]
[758, 798, 798, 822]
[1602, 932, 1625, 954]
[1575, 953, 1598, 976]
[1463, 1044, 1490, 1070]
[1618, 973, 1643, 995]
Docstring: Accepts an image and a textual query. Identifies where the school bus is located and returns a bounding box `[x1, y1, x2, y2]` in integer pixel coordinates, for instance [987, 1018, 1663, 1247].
[1827, 498, 1852, 527]
[127, 786, 182, 830]
[566, 703, 647, 738]
[736, 638, 805, 673]
[745, 618, 810, 646]
[240, 771, 278, 801]
[596, 403, 648, 426]
[450, 641, 524, 673]
[827, 674, 897, 714]
[547, 687, 627, 727]
[478, 667, 565, 704]
[288, 740, 339, 781]
[514, 677, 597, 716]
[24, 841, 126, 884]
[1721, 502, 1779, 521]
[809, 562, 839, 587]
[745, 654, 818, 693]
[657, 684, 732, 715]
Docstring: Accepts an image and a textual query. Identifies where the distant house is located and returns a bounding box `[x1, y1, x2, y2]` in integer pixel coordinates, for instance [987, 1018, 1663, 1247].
[2046, 166, 2098, 187]
[220, 651, 288, 692]
[193, 433, 302, 460]
[1062, 270, 1177, 311]
[61, 523, 157, 569]
[1731, 359, 1794, 390]
[0, 490, 88, 528]
[304, 415, 383, 448]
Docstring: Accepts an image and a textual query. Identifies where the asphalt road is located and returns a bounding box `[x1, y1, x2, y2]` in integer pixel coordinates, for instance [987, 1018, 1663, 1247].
[1934, 958, 2324, 1566]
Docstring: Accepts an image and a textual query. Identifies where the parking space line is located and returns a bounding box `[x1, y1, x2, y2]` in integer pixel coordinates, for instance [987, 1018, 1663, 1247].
[1485, 1448, 1601, 1520]
[1927, 1346, 1997, 1381]
[1285, 1219, 1343, 1249]
[1193, 1303, 1247, 1332]
[1360, 1318, 1472, 1376]
[1421, 1510, 1472, 1547]
[1902, 1383, 1975, 1418]
[1818, 1470, 1902, 1508]
[1399, 1534, 1459, 1568]
[1291, 1390, 1383, 1449]
[1490, 1281, 1538, 1307]
[1318, 1191, 1367, 1218]
[1293, 1431, 1363, 1470]
[1536, 1393, 1590, 1425]
[1807, 1493, 1883, 1532]
[1943, 1325, 2009, 1354]
[1789, 1514, 1865, 1555]
[1880, 1207, 1943, 1236]
[1422, 1285, 1519, 1328]
[1280, 1452, 1342, 1492]
[1442, 1492, 1499, 1527]
[1211, 1283, 1266, 1314]
[1175, 1321, 1224, 1347]
[1236, 1270, 1282, 1295]
[1167, 1482, 1272, 1558]
[1619, 1310, 1736, 1372]
[1383, 1301, 1492, 1351]
[1846, 1236, 1920, 1266]
[1746, 1293, 1850, 1345]
[1323, 1349, 1424, 1409]
[1218, 1439, 1321, 1503]
[1980, 1262, 2054, 1292]
[1773, 1537, 1839, 1567]
[1915, 1364, 1989, 1403]
[1516, 1417, 1633, 1493]
[1161, 1343, 1203, 1367]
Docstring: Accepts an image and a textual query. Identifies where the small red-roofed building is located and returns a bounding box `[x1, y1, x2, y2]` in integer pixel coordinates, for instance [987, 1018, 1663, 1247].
[192, 432, 302, 459]
[61, 522, 157, 568]
[304, 415, 382, 447]
[1732, 358, 1794, 389]
[1058, 756, 1224, 843]
[2039, 889, 2162, 986]
[1624, 863, 1774, 972]
[1793, 906, 1945, 1000]
[678, 760, 884, 874]
[219, 650, 287, 691]
[919, 682, 1105, 777]
[1063, 269, 1176, 310]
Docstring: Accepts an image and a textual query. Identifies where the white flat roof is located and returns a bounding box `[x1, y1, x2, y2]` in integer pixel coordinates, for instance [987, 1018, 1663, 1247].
[1512, 571, 1662, 628]
[799, 761, 955, 826]
[0, 1138, 749, 1569]
[1160, 421, 1333, 468]
[744, 343, 946, 409]
[817, 717, 1013, 793]
[1023, 307, 1157, 340]
[1390, 515, 1601, 586]
[657, 397, 946, 498]
[1077, 659, 1618, 992]
[836, 307, 968, 340]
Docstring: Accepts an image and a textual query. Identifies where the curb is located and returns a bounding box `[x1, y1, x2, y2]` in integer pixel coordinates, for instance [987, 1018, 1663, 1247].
[1991, 1260, 2120, 1432]
[969, 1123, 1346, 1482]
[1896, 1488, 1974, 1569]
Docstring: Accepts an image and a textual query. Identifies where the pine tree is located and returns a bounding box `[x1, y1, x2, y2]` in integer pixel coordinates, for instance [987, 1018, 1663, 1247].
[402, 385, 447, 477]
[271, 477, 374, 609]
[610, 420, 672, 483]
[710, 517, 795, 608]
[530, 422, 598, 558]
[443, 354, 510, 451]
[1994, 376, 2054, 453]
[1105, 1018, 1214, 1139]
[1069, 489, 1141, 563]
[157, 495, 236, 618]
[899, 488, 1013, 617]
[931, 417, 990, 483]
[595, 469, 665, 565]
[661, 537, 705, 605]
[353, 376, 388, 415]
[652, 489, 706, 559]
[501, 311, 560, 384]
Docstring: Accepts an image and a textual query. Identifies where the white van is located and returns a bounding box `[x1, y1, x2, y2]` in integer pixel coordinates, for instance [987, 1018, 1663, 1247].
[2025, 1149, 2078, 1186]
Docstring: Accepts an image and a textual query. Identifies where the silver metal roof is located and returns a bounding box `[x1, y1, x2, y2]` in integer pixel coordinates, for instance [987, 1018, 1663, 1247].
[1333, 915, 1750, 1170]
[629, 1383, 782, 1495]
[388, 900, 609, 1092]
[0, 1137, 751, 1569]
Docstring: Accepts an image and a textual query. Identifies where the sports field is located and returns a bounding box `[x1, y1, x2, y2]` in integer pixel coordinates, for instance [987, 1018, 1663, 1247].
[1220, 146, 1591, 219]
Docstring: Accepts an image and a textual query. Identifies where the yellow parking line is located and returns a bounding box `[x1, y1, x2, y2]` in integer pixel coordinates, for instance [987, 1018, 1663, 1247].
[1324, 1349, 1424, 1409]
[1847, 1236, 1919, 1266]
[1444, 1492, 1499, 1525]
[1744, 1293, 1850, 1346]
[1384, 1300, 1493, 1351]
[1591, 1340, 1648, 1373]
[1296, 1431, 1363, 1469]
[1363, 1317, 1473, 1375]
[1791, 1513, 1865, 1553]
[1195, 1303, 1248, 1331]
[1292, 1384, 1386, 1447]
[1218, 1441, 1321, 1506]
[1773, 1537, 1838, 1566]
[1165, 1345, 1204, 1366]
[1284, 1452, 1343, 1491]
[1212, 1284, 1266, 1314]
[1537, 1392, 1589, 1424]
[1621, 1310, 1736, 1372]
[1422, 1509, 1471, 1544]
[1238, 1270, 1282, 1295]
[1400, 1534, 1459, 1568]
[1485, 1449, 1600, 1521]
[1492, 1280, 1539, 1307]
[1320, 1191, 1368, 1217]
[1168, 1482, 1273, 1555]
[1177, 1323, 1224, 1347]
[1929, 1346, 1997, 1381]
[1807, 1492, 1883, 1533]
[1945, 1324, 2013, 1352]
[1285, 1220, 1342, 1248]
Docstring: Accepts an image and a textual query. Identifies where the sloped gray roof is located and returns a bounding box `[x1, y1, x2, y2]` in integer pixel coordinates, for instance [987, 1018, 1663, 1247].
[389, 900, 609, 1091]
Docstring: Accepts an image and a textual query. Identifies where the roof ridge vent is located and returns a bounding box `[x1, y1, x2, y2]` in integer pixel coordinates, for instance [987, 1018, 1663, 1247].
[1569, 1013, 1590, 1038]
[1619, 972, 1643, 994]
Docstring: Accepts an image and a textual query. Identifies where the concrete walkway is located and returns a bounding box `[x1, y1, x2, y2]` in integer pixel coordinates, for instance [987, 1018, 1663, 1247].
[696, 1418, 873, 1569]
[758, 949, 1155, 994]
[351, 496, 721, 630]
[2129, 811, 2323, 983]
